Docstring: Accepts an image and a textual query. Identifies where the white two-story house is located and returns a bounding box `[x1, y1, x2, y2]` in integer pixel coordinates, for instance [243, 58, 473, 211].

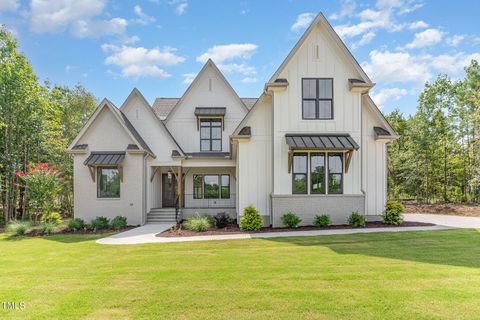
[68, 13, 398, 227]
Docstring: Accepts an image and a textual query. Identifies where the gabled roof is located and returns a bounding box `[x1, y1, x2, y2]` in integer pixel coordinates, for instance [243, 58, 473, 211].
[163, 59, 249, 122]
[153, 97, 257, 120]
[67, 98, 155, 157]
[268, 12, 373, 84]
[119, 88, 186, 156]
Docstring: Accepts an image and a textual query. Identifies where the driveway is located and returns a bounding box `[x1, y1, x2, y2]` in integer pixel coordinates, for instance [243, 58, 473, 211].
[404, 213, 480, 228]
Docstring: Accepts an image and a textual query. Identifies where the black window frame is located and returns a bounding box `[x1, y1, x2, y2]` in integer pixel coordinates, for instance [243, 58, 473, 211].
[301, 78, 334, 120]
[310, 152, 326, 194]
[200, 118, 222, 151]
[97, 166, 121, 198]
[192, 174, 230, 199]
[327, 153, 344, 194]
[292, 153, 308, 194]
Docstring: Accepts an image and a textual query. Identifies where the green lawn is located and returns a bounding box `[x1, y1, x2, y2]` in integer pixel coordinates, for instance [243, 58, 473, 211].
[1, 229, 480, 319]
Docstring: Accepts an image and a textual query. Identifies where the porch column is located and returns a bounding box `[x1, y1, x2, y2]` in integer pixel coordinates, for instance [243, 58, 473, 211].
[177, 166, 183, 208]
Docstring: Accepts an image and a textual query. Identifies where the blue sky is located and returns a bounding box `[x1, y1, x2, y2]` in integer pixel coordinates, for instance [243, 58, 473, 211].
[1, 0, 479, 115]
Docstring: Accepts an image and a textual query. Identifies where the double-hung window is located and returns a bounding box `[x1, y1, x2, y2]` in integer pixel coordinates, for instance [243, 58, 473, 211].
[292, 153, 343, 194]
[97, 167, 120, 198]
[200, 119, 222, 151]
[302, 78, 333, 120]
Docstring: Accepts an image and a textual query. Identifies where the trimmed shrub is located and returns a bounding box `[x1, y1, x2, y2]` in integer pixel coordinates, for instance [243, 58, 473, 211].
[6, 220, 29, 236]
[111, 216, 128, 230]
[68, 218, 86, 231]
[240, 205, 262, 231]
[281, 212, 302, 228]
[313, 214, 331, 227]
[41, 222, 55, 235]
[383, 200, 405, 225]
[90, 216, 110, 230]
[348, 211, 366, 227]
[183, 214, 212, 232]
[214, 212, 231, 228]
[40, 212, 62, 225]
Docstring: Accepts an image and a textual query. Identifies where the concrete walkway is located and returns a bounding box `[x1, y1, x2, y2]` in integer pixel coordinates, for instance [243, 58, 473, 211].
[97, 223, 449, 245]
[404, 213, 480, 228]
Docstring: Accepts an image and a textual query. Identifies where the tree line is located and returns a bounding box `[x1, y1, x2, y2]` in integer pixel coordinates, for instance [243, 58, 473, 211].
[0, 27, 96, 224]
[386, 60, 480, 203]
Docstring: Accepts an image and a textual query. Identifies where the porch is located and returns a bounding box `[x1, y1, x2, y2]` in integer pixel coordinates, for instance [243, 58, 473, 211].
[147, 165, 237, 223]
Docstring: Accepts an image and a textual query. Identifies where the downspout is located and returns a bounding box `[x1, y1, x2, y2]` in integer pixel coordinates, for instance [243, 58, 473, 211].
[143, 153, 147, 225]
[264, 89, 274, 227]
[360, 93, 366, 216]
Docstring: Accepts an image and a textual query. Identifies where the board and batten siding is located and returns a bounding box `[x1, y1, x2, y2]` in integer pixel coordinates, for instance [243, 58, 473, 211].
[362, 102, 388, 216]
[237, 96, 273, 220]
[272, 23, 364, 196]
[74, 107, 145, 225]
[165, 64, 247, 153]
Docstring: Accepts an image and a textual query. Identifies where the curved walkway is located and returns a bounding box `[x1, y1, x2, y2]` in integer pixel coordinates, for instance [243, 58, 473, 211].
[97, 222, 449, 245]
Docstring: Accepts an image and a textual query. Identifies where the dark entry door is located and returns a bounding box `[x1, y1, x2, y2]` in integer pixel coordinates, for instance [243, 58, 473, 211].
[162, 173, 177, 207]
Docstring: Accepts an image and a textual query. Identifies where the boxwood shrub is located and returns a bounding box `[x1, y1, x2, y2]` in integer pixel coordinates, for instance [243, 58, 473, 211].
[90, 216, 110, 230]
[111, 216, 128, 230]
[240, 205, 262, 231]
[313, 214, 331, 227]
[347, 211, 365, 227]
[383, 200, 405, 225]
[281, 212, 301, 228]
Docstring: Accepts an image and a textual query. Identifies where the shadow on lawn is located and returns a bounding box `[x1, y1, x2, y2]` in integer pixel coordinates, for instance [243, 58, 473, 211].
[2, 233, 111, 243]
[264, 228, 480, 269]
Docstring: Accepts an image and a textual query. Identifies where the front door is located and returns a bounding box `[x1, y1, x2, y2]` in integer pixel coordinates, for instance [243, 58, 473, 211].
[162, 173, 177, 207]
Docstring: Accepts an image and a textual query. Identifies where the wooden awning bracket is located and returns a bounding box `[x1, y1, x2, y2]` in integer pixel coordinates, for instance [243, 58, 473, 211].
[345, 150, 353, 173]
[287, 150, 293, 174]
[88, 165, 96, 182]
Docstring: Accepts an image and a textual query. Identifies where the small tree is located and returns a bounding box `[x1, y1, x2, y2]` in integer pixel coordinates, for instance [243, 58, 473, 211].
[15, 163, 61, 222]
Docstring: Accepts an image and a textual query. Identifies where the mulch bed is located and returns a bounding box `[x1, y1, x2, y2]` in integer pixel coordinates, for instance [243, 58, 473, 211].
[158, 221, 434, 238]
[24, 226, 136, 237]
[405, 203, 480, 216]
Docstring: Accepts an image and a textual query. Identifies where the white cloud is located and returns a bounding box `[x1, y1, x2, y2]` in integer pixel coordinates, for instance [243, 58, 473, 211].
[408, 20, 428, 30]
[334, 0, 425, 39]
[406, 28, 444, 49]
[30, 0, 127, 38]
[218, 63, 256, 75]
[182, 73, 196, 85]
[352, 31, 376, 49]
[291, 13, 315, 32]
[71, 18, 127, 38]
[447, 35, 464, 47]
[102, 45, 185, 78]
[241, 77, 257, 83]
[330, 0, 356, 20]
[168, 0, 188, 15]
[0, 0, 19, 12]
[371, 87, 408, 108]
[363, 49, 480, 87]
[197, 43, 258, 76]
[197, 43, 257, 63]
[363, 50, 431, 85]
[133, 5, 155, 25]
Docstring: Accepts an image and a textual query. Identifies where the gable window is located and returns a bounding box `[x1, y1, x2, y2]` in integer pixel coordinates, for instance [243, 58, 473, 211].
[302, 78, 333, 120]
[291, 152, 343, 195]
[193, 174, 230, 199]
[200, 119, 222, 151]
[97, 167, 120, 198]
[292, 153, 308, 194]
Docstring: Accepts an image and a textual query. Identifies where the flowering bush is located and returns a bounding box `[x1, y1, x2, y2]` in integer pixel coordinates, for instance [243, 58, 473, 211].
[15, 163, 62, 222]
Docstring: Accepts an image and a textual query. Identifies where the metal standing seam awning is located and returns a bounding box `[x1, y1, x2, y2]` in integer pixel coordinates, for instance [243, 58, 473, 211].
[195, 107, 226, 130]
[83, 151, 125, 182]
[285, 134, 360, 173]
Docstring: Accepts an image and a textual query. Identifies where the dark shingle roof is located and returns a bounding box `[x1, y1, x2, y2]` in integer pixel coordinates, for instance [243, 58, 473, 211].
[72, 144, 88, 150]
[238, 126, 251, 136]
[84, 152, 126, 165]
[171, 150, 182, 157]
[126, 144, 139, 150]
[348, 78, 366, 84]
[373, 126, 391, 136]
[285, 134, 359, 150]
